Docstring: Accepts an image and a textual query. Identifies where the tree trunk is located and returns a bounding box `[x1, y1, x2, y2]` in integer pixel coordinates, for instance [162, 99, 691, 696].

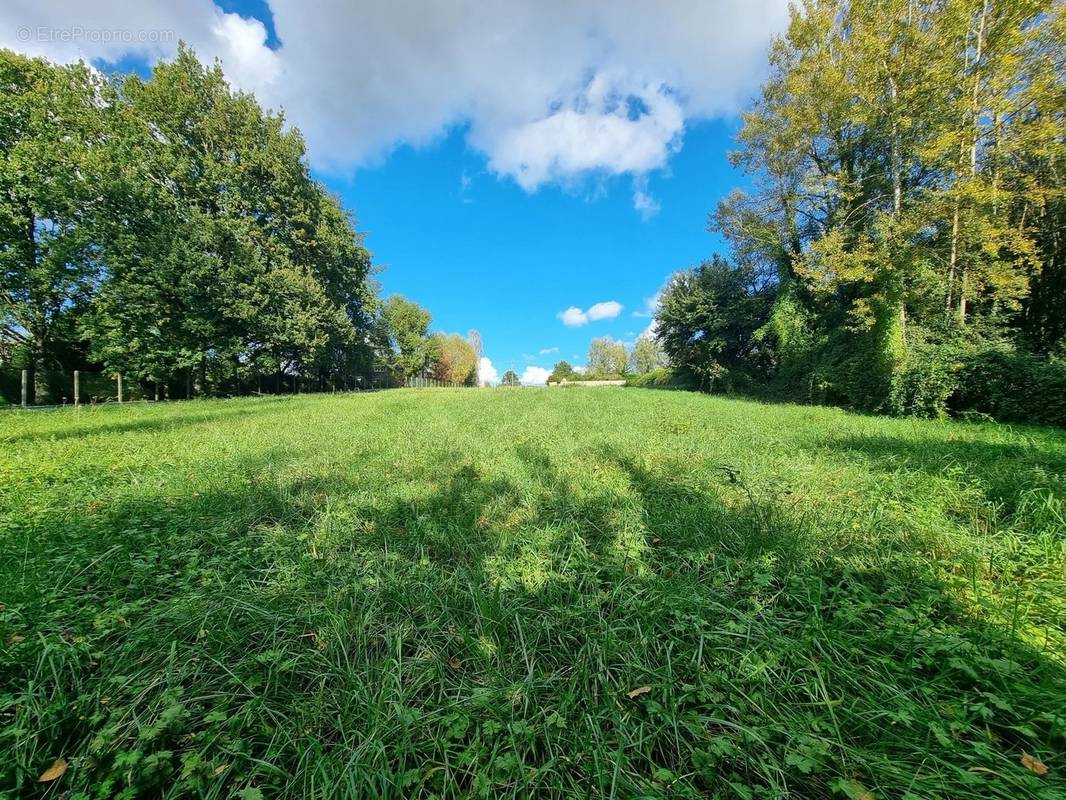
[194, 354, 206, 397]
[957, 0, 989, 324]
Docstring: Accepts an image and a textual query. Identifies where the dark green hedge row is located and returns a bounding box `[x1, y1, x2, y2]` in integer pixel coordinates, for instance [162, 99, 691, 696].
[890, 344, 1066, 426]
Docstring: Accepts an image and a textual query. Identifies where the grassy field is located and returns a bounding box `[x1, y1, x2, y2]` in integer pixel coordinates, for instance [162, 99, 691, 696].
[1, 388, 1064, 798]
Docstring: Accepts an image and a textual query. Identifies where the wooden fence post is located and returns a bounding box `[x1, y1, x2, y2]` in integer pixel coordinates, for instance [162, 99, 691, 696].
[74, 370, 80, 409]
[117, 372, 124, 404]
[21, 369, 27, 408]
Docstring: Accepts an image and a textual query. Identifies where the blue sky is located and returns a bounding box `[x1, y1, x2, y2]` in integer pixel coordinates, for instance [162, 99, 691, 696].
[3, 0, 787, 382]
[339, 119, 743, 381]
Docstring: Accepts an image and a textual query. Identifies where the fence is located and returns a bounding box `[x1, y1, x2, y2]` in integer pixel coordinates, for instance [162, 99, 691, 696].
[1, 366, 476, 408]
[0, 367, 389, 409]
[0, 368, 132, 408]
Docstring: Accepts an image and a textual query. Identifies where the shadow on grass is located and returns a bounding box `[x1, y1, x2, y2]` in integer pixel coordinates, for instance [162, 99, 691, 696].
[3, 445, 1065, 799]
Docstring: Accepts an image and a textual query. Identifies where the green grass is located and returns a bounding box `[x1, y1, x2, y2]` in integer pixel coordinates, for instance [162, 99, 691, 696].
[1, 388, 1064, 798]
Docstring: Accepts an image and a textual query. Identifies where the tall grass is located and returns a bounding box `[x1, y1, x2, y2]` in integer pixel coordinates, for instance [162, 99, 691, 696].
[1, 389, 1063, 797]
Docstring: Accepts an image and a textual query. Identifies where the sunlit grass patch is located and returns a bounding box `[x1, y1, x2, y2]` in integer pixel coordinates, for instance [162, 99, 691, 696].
[1, 389, 1064, 798]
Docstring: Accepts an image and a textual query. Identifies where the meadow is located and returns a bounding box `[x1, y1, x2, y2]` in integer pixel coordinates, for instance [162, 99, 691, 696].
[1, 388, 1064, 798]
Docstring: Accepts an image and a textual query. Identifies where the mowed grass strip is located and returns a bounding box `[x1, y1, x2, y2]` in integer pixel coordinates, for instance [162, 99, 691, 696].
[1, 389, 1064, 798]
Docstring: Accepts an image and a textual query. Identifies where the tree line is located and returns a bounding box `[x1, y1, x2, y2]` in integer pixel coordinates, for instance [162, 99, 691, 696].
[543, 335, 664, 384]
[1, 46, 477, 403]
[654, 0, 1066, 425]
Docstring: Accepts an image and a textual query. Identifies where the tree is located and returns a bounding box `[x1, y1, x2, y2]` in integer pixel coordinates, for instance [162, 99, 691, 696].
[83, 45, 374, 396]
[629, 336, 664, 374]
[656, 255, 774, 391]
[586, 337, 627, 375]
[709, 0, 1062, 411]
[0, 51, 107, 400]
[548, 360, 575, 383]
[501, 369, 520, 387]
[429, 333, 478, 385]
[377, 295, 433, 380]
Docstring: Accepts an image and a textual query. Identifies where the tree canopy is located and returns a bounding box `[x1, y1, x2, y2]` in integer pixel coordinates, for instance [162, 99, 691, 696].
[586, 337, 627, 376]
[0, 46, 477, 401]
[654, 0, 1066, 422]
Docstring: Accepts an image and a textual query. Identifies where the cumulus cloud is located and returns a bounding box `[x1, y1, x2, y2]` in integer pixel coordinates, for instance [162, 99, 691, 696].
[558, 307, 589, 327]
[558, 300, 623, 326]
[1, 1, 789, 193]
[478, 356, 499, 386]
[521, 366, 551, 385]
[0, 2, 280, 90]
[588, 300, 624, 321]
[487, 77, 684, 190]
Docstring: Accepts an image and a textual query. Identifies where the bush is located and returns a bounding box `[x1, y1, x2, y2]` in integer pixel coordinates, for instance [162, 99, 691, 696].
[953, 348, 1066, 427]
[886, 338, 1066, 427]
[625, 368, 691, 389]
[889, 341, 965, 419]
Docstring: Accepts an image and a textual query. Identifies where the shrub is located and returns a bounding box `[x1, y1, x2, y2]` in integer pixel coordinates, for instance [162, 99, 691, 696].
[625, 368, 691, 389]
[952, 347, 1066, 427]
[889, 341, 966, 419]
[885, 338, 1066, 427]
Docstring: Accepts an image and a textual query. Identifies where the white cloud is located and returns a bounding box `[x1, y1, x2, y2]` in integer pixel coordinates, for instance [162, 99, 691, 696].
[521, 366, 551, 385]
[1, 1, 789, 192]
[633, 188, 661, 220]
[1, 3, 280, 89]
[478, 356, 499, 386]
[458, 170, 473, 203]
[587, 300, 623, 321]
[557, 300, 622, 326]
[487, 78, 684, 191]
[538, 346, 559, 355]
[558, 306, 589, 327]
[632, 176, 661, 220]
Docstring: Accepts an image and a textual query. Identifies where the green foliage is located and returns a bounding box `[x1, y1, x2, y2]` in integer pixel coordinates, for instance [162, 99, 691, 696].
[628, 335, 665, 375]
[663, 0, 1066, 425]
[954, 347, 1066, 427]
[1, 391, 1064, 797]
[624, 367, 689, 389]
[0, 50, 107, 399]
[887, 334, 968, 418]
[500, 369, 520, 386]
[1, 46, 377, 398]
[886, 337, 1066, 425]
[429, 333, 478, 385]
[376, 295, 434, 380]
[586, 337, 627, 376]
[547, 360, 575, 383]
[656, 255, 774, 392]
